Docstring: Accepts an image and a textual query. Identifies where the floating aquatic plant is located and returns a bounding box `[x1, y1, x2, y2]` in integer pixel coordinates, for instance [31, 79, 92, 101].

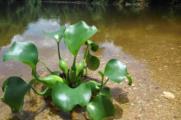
[1, 21, 132, 120]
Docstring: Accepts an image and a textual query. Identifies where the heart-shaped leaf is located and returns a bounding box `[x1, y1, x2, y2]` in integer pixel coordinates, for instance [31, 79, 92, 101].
[1, 76, 30, 112]
[86, 40, 99, 52]
[39, 75, 64, 87]
[47, 26, 66, 42]
[86, 52, 100, 70]
[3, 41, 38, 69]
[104, 59, 128, 83]
[52, 82, 93, 112]
[64, 21, 97, 55]
[86, 95, 115, 120]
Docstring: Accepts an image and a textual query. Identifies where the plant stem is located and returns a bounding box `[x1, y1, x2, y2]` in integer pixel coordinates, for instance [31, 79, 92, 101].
[84, 45, 89, 59]
[39, 61, 53, 73]
[68, 56, 77, 86]
[100, 77, 109, 90]
[72, 55, 77, 70]
[84, 45, 89, 75]
[29, 79, 49, 96]
[127, 74, 133, 86]
[32, 67, 39, 80]
[100, 74, 104, 89]
[103, 78, 109, 86]
[31, 86, 49, 96]
[57, 42, 61, 60]
[98, 71, 105, 89]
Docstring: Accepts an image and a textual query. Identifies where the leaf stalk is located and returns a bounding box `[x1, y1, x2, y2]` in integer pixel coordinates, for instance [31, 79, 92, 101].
[57, 42, 61, 60]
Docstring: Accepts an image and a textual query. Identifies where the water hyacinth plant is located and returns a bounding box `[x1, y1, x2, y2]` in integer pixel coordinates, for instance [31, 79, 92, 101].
[1, 21, 132, 120]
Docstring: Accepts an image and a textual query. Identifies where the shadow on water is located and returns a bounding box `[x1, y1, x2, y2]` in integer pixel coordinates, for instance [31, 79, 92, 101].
[112, 87, 129, 104]
[0, 18, 132, 119]
[9, 108, 71, 120]
[9, 106, 47, 120]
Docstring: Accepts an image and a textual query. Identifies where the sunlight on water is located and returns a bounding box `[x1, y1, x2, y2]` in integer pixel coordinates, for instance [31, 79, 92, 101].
[0, 4, 180, 119]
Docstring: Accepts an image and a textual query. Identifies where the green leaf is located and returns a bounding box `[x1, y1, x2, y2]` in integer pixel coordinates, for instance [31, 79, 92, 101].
[86, 81, 101, 91]
[39, 75, 64, 87]
[1, 76, 30, 112]
[51, 82, 93, 112]
[75, 60, 85, 76]
[99, 87, 111, 98]
[47, 26, 66, 42]
[86, 40, 99, 52]
[104, 59, 128, 83]
[86, 95, 115, 120]
[86, 52, 100, 70]
[59, 59, 69, 75]
[98, 71, 104, 80]
[64, 21, 97, 55]
[3, 41, 38, 69]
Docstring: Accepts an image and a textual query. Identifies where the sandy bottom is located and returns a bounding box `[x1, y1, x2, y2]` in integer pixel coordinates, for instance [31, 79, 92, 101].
[0, 56, 180, 120]
[0, 41, 180, 120]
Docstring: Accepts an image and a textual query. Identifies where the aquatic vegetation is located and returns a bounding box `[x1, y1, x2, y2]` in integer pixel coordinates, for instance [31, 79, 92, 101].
[1, 21, 132, 120]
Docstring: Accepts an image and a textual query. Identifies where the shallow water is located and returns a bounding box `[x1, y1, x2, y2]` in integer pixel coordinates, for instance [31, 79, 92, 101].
[0, 3, 181, 120]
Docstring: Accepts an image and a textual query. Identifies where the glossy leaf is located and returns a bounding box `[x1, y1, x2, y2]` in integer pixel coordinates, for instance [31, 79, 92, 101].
[86, 81, 101, 91]
[3, 41, 38, 69]
[64, 21, 97, 55]
[1, 76, 30, 112]
[86, 52, 100, 70]
[47, 26, 66, 42]
[75, 60, 85, 76]
[59, 59, 69, 75]
[39, 75, 64, 87]
[86, 40, 99, 52]
[86, 95, 115, 120]
[52, 82, 93, 112]
[104, 59, 128, 83]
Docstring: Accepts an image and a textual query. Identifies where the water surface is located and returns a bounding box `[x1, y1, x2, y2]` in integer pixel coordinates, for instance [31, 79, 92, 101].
[0, 3, 180, 120]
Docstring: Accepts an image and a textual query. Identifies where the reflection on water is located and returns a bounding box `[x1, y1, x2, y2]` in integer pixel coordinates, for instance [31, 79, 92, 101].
[0, 3, 181, 120]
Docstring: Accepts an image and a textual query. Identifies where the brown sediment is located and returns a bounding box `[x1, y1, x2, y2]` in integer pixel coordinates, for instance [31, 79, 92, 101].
[0, 7, 180, 119]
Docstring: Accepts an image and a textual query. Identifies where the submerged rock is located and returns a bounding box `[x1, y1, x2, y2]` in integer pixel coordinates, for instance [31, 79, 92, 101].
[162, 91, 175, 99]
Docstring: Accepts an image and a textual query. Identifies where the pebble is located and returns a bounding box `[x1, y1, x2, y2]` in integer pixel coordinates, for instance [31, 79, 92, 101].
[154, 99, 159, 102]
[162, 91, 175, 99]
[131, 103, 135, 106]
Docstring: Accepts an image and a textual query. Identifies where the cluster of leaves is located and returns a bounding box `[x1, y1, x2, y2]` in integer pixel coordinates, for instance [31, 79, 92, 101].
[1, 21, 132, 120]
